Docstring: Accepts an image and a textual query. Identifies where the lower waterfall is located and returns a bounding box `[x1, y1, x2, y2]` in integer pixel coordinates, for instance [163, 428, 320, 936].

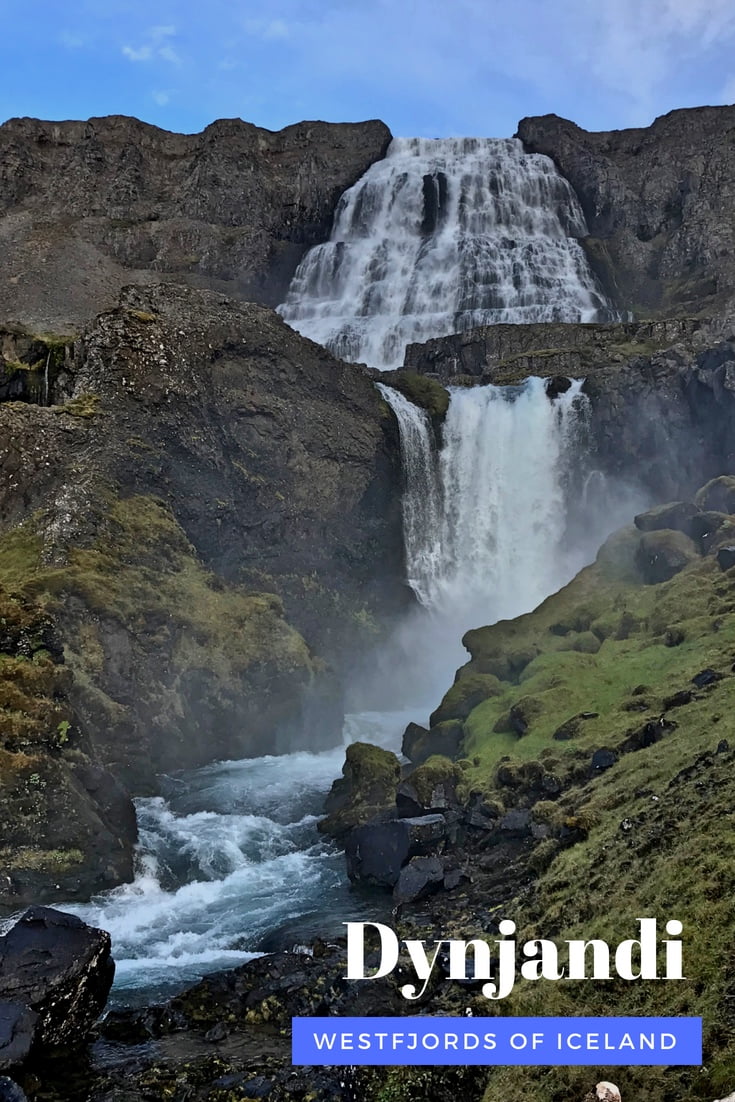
[377, 377, 588, 623]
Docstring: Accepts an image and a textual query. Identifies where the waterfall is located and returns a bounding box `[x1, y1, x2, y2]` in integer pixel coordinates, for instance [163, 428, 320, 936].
[279, 137, 616, 369]
[379, 379, 590, 631]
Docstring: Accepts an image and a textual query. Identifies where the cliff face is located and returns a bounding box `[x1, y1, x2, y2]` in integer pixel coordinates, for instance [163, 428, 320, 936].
[517, 106, 735, 320]
[0, 115, 391, 332]
[402, 317, 735, 502]
[0, 283, 404, 909]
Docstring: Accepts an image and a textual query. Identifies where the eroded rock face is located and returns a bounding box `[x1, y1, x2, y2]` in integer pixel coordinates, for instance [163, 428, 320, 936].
[0, 115, 391, 332]
[517, 105, 735, 319]
[0, 283, 404, 904]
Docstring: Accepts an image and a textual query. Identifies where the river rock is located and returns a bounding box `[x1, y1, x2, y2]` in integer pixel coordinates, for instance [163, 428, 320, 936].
[0, 1004, 37, 1071]
[0, 907, 113, 1050]
[345, 815, 447, 888]
[319, 742, 401, 839]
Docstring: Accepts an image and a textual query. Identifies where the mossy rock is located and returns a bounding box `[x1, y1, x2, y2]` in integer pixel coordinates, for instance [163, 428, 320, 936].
[407, 755, 461, 808]
[430, 671, 503, 725]
[558, 629, 601, 654]
[319, 741, 401, 838]
[694, 474, 735, 514]
[634, 500, 699, 535]
[383, 370, 450, 419]
[403, 719, 464, 764]
[635, 528, 700, 584]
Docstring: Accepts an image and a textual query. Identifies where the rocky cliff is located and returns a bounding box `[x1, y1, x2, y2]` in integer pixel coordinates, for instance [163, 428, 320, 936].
[0, 115, 391, 332]
[517, 105, 735, 320]
[402, 316, 735, 502]
[0, 283, 404, 909]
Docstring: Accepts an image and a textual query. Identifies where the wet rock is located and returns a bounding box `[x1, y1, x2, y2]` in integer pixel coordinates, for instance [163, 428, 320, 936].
[396, 781, 425, 818]
[546, 375, 572, 398]
[0, 1078, 28, 1102]
[717, 739, 730, 753]
[634, 501, 699, 535]
[393, 856, 445, 904]
[0, 907, 113, 1051]
[0, 1004, 37, 1071]
[717, 546, 735, 571]
[204, 1021, 228, 1043]
[635, 529, 699, 584]
[590, 748, 618, 773]
[345, 815, 447, 888]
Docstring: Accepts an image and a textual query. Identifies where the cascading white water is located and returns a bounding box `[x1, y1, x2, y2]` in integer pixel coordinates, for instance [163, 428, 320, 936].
[379, 378, 591, 632]
[279, 137, 616, 369]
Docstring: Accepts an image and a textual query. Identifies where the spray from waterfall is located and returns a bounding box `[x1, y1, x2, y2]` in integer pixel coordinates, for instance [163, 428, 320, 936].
[279, 137, 617, 369]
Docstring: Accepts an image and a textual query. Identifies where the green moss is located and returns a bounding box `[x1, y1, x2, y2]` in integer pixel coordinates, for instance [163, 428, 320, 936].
[386, 371, 450, 418]
[53, 392, 100, 418]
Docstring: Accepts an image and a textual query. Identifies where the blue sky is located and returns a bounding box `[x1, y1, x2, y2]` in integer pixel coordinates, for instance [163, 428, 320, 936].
[3, 0, 735, 137]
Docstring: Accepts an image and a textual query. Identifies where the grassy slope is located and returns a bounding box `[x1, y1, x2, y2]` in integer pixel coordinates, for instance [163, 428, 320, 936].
[423, 525, 735, 1101]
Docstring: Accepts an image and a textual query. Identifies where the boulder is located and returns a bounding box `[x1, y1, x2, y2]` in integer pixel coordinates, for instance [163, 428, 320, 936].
[319, 742, 401, 839]
[345, 815, 446, 888]
[0, 907, 113, 1051]
[634, 501, 699, 535]
[429, 673, 503, 726]
[635, 529, 699, 584]
[590, 748, 618, 774]
[717, 546, 735, 571]
[393, 857, 445, 904]
[0, 1004, 37, 1071]
[402, 720, 464, 764]
[694, 475, 735, 514]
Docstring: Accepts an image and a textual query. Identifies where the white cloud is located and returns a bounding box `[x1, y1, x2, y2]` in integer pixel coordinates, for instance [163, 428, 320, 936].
[121, 25, 182, 66]
[152, 90, 171, 106]
[122, 44, 153, 62]
[244, 17, 291, 40]
[158, 45, 182, 64]
[721, 75, 735, 104]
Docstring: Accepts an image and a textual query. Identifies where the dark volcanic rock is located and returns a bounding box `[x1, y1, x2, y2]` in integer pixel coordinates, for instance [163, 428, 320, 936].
[0, 1003, 37, 1071]
[0, 908, 113, 1050]
[517, 106, 735, 319]
[0, 115, 391, 331]
[345, 814, 447, 888]
[393, 856, 445, 904]
[0, 1077, 28, 1102]
[717, 546, 735, 571]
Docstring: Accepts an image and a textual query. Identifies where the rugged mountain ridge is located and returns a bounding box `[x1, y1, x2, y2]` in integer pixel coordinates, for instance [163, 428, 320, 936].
[518, 105, 735, 320]
[0, 114, 391, 332]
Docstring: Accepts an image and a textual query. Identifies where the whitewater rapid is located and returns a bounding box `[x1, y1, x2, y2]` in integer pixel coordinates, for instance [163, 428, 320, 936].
[69, 710, 412, 1004]
[279, 136, 615, 368]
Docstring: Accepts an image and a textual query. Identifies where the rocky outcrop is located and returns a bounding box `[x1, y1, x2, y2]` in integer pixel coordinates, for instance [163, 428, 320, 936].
[0, 907, 113, 1053]
[517, 106, 735, 320]
[403, 318, 735, 502]
[0, 115, 391, 332]
[0, 282, 404, 905]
